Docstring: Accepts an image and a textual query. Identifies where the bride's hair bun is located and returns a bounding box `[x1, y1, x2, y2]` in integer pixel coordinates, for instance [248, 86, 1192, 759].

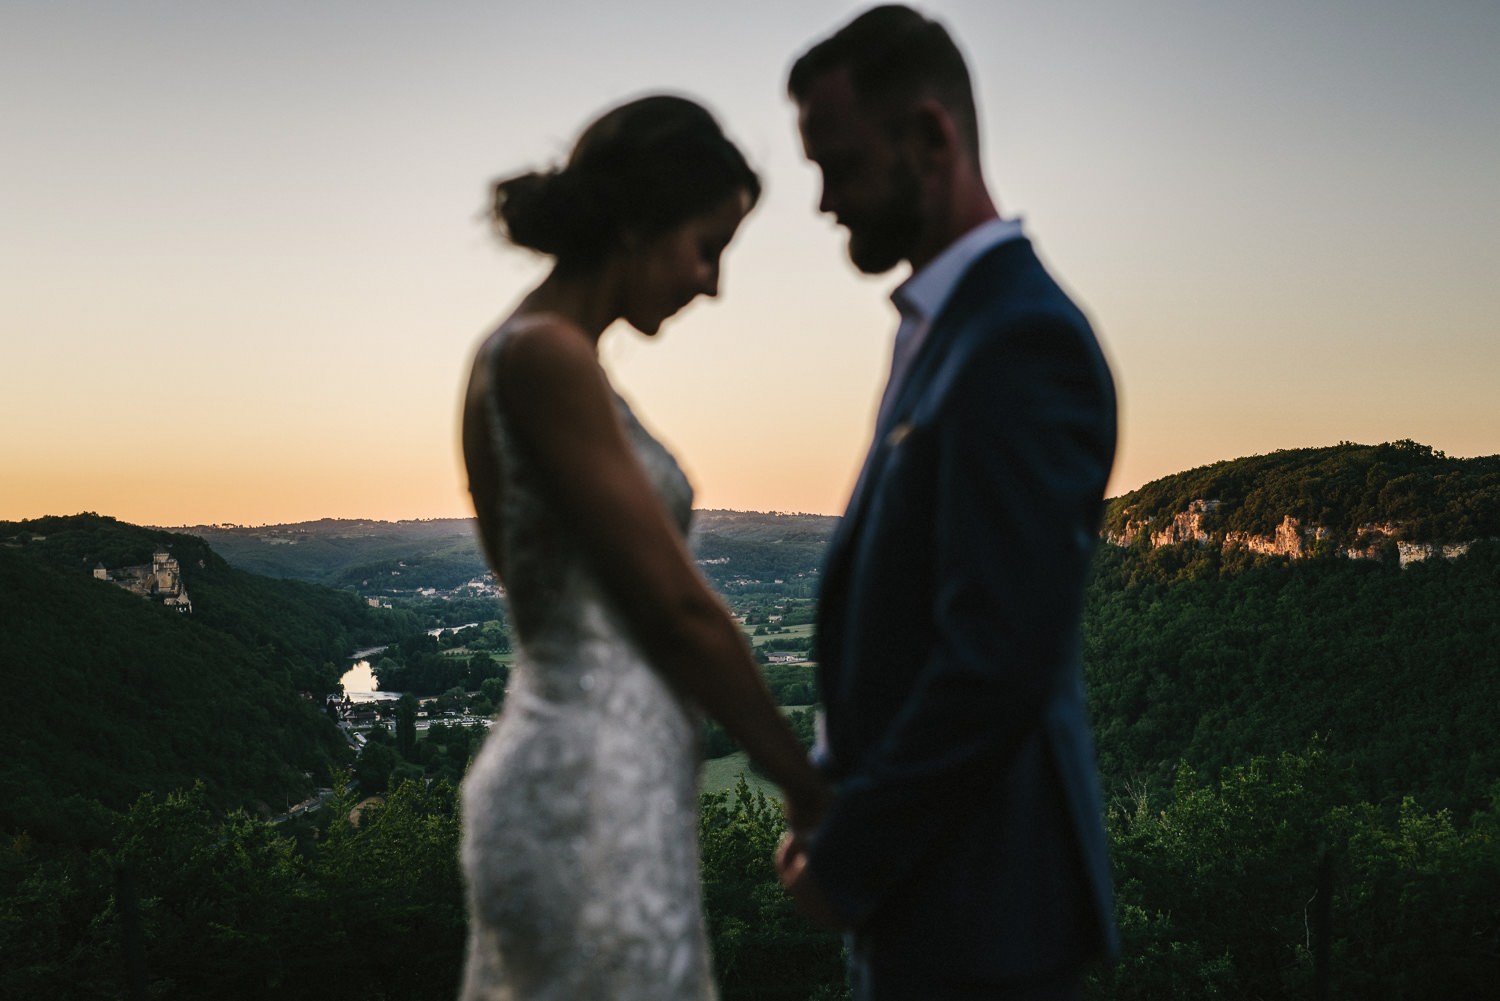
[491, 167, 607, 263]
[488, 94, 759, 275]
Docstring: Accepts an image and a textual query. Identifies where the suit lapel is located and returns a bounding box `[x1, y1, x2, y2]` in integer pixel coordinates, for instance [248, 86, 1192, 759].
[828, 239, 1034, 572]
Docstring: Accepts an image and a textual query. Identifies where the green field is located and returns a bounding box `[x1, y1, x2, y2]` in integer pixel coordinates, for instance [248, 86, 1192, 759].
[699, 751, 779, 797]
[741, 621, 815, 644]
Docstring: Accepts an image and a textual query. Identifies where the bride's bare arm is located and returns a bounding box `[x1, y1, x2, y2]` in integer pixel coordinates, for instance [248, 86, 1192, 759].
[462, 338, 508, 579]
[489, 320, 828, 821]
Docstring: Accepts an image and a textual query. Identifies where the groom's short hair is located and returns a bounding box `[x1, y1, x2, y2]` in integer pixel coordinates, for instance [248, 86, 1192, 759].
[788, 4, 980, 157]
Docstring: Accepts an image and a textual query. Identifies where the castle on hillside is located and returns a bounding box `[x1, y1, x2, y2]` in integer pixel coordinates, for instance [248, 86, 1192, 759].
[95, 549, 193, 613]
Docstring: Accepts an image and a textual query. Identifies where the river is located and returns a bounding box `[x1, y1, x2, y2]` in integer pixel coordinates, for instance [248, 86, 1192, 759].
[339, 624, 478, 702]
[338, 659, 401, 703]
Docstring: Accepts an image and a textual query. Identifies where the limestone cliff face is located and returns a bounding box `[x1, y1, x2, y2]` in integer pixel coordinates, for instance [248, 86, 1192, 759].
[1395, 540, 1474, 567]
[1221, 515, 1332, 558]
[1110, 499, 1219, 548]
[1108, 500, 1478, 567]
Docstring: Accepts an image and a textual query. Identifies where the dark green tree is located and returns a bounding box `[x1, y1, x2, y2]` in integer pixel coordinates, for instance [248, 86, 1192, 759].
[311, 778, 466, 999]
[699, 779, 846, 1000]
[396, 693, 419, 760]
[1093, 748, 1500, 1000]
[356, 741, 399, 795]
[468, 651, 504, 687]
[103, 785, 310, 1001]
[480, 675, 507, 707]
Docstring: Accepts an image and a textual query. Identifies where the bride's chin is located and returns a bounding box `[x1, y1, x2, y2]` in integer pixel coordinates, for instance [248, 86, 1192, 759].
[630, 313, 669, 337]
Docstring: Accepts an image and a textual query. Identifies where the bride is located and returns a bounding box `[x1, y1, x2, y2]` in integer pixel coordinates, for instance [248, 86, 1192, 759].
[457, 95, 828, 1001]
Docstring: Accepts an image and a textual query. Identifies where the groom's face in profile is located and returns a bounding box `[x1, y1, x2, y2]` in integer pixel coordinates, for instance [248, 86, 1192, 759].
[797, 68, 924, 275]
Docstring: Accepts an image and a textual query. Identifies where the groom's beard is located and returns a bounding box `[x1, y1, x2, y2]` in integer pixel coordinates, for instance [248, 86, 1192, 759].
[846, 161, 923, 275]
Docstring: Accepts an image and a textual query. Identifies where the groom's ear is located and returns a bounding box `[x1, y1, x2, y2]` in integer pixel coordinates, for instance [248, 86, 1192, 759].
[908, 97, 964, 173]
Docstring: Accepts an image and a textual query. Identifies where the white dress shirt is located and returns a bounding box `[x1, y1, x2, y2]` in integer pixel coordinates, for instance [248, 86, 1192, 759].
[875, 216, 1025, 426]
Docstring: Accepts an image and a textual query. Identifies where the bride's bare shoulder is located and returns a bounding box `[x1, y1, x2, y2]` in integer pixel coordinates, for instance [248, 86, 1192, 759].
[474, 313, 609, 433]
[477, 312, 595, 380]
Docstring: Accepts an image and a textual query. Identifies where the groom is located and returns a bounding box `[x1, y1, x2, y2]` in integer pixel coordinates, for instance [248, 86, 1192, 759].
[775, 6, 1120, 999]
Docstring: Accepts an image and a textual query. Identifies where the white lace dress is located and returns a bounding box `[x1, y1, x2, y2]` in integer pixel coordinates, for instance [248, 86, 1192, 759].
[459, 346, 716, 1001]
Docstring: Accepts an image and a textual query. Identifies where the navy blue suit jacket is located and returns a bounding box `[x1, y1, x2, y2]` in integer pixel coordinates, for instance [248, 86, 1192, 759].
[809, 237, 1120, 983]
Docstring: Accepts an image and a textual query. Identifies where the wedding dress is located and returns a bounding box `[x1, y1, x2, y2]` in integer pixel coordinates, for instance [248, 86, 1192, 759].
[459, 332, 716, 1001]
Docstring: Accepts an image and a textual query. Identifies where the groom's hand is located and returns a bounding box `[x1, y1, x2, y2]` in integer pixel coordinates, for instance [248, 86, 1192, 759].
[776, 832, 848, 931]
[782, 781, 831, 836]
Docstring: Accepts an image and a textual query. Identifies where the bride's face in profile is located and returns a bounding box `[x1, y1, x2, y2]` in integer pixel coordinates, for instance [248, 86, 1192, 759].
[619, 189, 753, 336]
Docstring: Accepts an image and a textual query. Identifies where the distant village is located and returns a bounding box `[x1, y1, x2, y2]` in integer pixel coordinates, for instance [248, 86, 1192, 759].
[94, 548, 194, 613]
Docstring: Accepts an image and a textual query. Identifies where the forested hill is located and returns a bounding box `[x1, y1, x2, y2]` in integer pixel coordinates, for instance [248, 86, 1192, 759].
[1, 514, 415, 848]
[689, 510, 838, 589]
[1103, 440, 1500, 552]
[174, 517, 487, 590]
[1082, 443, 1500, 822]
[171, 511, 841, 593]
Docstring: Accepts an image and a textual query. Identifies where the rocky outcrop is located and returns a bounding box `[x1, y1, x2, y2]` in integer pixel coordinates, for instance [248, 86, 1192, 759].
[1108, 500, 1478, 568]
[1343, 522, 1401, 560]
[1110, 499, 1220, 548]
[1396, 540, 1474, 567]
[1224, 515, 1331, 558]
[1151, 499, 1219, 548]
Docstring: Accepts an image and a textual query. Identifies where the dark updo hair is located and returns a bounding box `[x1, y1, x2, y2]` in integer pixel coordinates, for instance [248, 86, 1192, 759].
[491, 94, 761, 275]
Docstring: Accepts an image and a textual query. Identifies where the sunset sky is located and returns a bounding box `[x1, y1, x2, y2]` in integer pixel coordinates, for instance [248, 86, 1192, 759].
[4, 0, 1497, 527]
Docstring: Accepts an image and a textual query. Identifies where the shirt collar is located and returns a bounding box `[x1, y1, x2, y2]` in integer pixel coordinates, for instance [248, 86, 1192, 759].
[892, 216, 1025, 322]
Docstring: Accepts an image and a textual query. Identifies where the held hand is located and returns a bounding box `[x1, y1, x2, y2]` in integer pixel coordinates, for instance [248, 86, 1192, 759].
[774, 829, 803, 881]
[782, 775, 832, 837]
[775, 831, 849, 932]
